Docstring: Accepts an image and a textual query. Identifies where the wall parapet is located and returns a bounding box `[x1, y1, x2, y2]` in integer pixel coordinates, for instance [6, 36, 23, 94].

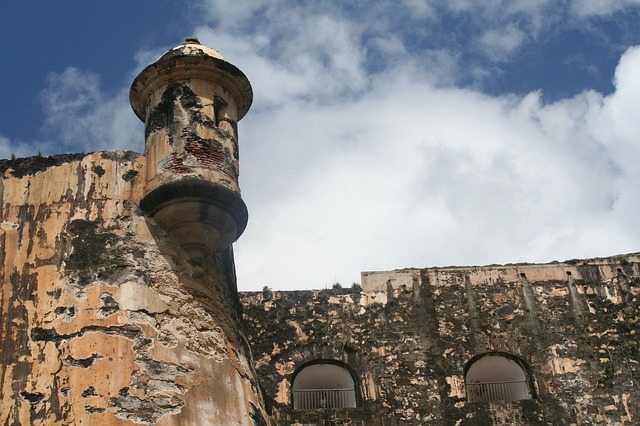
[361, 253, 640, 293]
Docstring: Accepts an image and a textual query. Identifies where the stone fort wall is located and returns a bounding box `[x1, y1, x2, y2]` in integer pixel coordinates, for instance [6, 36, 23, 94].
[241, 254, 640, 425]
[0, 152, 267, 425]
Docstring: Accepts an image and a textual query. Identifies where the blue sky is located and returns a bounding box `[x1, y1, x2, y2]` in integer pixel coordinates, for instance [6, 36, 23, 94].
[2, 0, 640, 290]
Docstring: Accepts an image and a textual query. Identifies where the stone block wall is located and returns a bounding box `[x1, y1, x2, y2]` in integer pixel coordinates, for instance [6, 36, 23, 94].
[241, 254, 640, 425]
[0, 152, 267, 425]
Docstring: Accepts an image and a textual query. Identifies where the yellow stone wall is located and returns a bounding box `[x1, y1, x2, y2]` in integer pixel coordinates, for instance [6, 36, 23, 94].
[0, 152, 267, 425]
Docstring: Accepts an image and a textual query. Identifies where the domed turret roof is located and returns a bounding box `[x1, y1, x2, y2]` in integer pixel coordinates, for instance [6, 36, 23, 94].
[156, 36, 227, 62]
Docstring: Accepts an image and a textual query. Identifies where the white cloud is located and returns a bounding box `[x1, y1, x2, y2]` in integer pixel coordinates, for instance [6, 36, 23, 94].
[479, 24, 527, 59]
[0, 135, 34, 160]
[571, 0, 640, 16]
[403, 0, 436, 18]
[233, 45, 640, 290]
[38, 68, 142, 155]
[370, 36, 408, 58]
[194, 18, 367, 108]
[191, 0, 640, 91]
[199, 0, 267, 28]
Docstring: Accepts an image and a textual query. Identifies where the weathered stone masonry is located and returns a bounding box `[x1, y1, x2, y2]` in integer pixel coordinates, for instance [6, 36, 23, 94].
[241, 255, 640, 425]
[0, 151, 266, 425]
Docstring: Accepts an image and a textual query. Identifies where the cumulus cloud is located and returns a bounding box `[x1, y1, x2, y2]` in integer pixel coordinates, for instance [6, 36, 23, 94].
[572, 0, 640, 16]
[0, 135, 34, 160]
[480, 25, 527, 59]
[229, 43, 640, 290]
[38, 67, 142, 155]
[195, 0, 640, 92]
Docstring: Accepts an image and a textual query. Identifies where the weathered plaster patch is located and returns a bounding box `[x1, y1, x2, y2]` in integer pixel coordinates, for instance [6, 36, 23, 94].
[116, 281, 170, 314]
[446, 375, 465, 398]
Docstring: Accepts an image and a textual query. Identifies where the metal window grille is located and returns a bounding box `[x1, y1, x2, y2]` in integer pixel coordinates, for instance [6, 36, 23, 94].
[293, 388, 356, 410]
[466, 380, 530, 402]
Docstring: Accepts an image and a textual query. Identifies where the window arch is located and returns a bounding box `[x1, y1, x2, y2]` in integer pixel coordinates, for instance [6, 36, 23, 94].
[291, 360, 358, 410]
[464, 352, 535, 402]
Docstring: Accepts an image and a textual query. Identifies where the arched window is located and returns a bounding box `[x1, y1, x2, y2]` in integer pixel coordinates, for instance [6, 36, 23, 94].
[291, 361, 357, 410]
[465, 352, 535, 402]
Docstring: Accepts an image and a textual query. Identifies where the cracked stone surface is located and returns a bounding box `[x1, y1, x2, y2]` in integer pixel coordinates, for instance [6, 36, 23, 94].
[0, 152, 267, 425]
[242, 255, 640, 425]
